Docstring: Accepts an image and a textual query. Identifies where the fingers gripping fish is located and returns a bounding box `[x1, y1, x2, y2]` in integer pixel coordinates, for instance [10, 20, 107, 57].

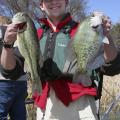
[0, 16, 11, 54]
[12, 12, 42, 94]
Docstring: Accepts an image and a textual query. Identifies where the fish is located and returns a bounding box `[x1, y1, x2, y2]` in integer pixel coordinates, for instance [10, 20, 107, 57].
[67, 14, 109, 86]
[12, 12, 42, 94]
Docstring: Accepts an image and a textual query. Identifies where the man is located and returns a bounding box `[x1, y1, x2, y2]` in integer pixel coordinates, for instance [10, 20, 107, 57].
[0, 16, 28, 120]
[1, 0, 120, 120]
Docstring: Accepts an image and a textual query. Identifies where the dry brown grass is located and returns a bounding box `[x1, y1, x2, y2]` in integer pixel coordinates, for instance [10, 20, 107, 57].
[26, 103, 36, 120]
[0, 16, 11, 25]
[26, 74, 120, 119]
[100, 74, 120, 119]
[26, 80, 36, 120]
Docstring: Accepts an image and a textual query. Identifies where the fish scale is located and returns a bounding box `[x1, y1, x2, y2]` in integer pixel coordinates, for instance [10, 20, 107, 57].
[12, 12, 42, 94]
[73, 17, 104, 74]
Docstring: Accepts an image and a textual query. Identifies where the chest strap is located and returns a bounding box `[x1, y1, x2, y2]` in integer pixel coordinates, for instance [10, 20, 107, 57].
[43, 29, 57, 60]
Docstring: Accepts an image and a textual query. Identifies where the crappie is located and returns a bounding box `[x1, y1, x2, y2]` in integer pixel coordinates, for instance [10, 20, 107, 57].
[12, 12, 42, 93]
[73, 17, 106, 73]
[68, 15, 109, 86]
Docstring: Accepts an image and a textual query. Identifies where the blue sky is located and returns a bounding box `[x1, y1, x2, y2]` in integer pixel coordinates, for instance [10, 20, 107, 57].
[87, 0, 120, 24]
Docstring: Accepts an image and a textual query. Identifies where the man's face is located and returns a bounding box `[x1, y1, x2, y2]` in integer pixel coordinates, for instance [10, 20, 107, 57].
[40, 0, 68, 19]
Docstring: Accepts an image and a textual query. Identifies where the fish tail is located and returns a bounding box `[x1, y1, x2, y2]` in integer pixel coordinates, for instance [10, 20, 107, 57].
[36, 64, 42, 94]
[32, 78, 42, 94]
[73, 71, 92, 87]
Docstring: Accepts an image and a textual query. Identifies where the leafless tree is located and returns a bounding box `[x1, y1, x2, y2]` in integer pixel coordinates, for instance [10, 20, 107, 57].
[0, 0, 87, 22]
[67, 0, 87, 21]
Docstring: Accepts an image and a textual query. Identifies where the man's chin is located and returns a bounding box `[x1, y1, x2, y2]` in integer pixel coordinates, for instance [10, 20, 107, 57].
[49, 13, 65, 19]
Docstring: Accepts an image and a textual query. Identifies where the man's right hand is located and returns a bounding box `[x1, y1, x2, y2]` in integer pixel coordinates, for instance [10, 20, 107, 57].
[4, 23, 18, 45]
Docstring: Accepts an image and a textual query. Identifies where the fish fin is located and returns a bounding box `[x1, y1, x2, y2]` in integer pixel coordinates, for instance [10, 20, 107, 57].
[39, 51, 44, 68]
[37, 64, 42, 78]
[87, 44, 105, 71]
[102, 37, 109, 44]
[32, 79, 42, 95]
[87, 52, 105, 71]
[13, 41, 18, 47]
[73, 71, 92, 87]
[64, 39, 76, 62]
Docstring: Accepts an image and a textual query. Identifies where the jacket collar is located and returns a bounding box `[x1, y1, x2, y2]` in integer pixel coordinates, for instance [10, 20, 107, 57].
[38, 13, 72, 32]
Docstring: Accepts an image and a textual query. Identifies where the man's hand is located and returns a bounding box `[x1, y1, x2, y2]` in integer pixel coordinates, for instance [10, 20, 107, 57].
[92, 11, 112, 36]
[4, 22, 27, 45]
[92, 11, 118, 62]
[102, 15, 112, 36]
[4, 23, 18, 45]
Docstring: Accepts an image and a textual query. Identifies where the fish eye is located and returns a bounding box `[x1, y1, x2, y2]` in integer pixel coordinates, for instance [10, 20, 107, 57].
[92, 25, 99, 29]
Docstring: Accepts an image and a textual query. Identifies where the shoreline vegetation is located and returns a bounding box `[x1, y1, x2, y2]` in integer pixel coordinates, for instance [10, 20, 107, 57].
[25, 74, 120, 120]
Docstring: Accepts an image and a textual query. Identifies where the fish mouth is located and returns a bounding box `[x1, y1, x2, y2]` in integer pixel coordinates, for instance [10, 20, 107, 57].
[16, 22, 27, 33]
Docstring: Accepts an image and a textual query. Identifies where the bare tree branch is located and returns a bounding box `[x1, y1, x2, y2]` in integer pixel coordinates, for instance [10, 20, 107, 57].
[0, 0, 88, 22]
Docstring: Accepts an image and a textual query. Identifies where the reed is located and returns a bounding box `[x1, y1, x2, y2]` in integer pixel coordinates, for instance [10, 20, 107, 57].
[100, 74, 120, 119]
[26, 73, 120, 119]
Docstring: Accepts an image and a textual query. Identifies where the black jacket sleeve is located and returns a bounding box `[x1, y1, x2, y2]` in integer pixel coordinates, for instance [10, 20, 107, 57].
[100, 52, 120, 76]
[0, 47, 25, 80]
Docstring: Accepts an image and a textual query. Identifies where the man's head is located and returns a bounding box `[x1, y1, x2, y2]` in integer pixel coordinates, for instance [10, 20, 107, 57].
[39, 0, 69, 20]
[40, 0, 68, 3]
